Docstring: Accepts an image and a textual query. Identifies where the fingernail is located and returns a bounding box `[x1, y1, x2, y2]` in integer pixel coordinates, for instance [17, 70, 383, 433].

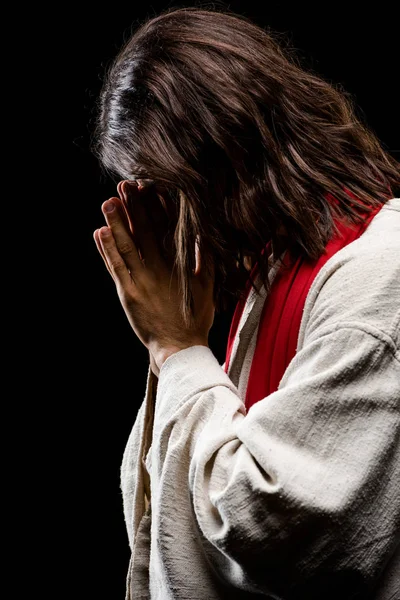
[100, 226, 111, 237]
[104, 201, 115, 213]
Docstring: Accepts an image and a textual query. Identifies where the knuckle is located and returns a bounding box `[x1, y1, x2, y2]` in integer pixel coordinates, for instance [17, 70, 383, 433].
[110, 258, 125, 274]
[118, 240, 134, 257]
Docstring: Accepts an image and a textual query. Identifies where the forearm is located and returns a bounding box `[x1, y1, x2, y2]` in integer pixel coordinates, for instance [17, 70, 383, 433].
[149, 337, 400, 597]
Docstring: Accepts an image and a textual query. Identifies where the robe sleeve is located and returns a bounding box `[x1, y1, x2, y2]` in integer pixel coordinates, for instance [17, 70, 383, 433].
[120, 366, 157, 551]
[149, 244, 400, 598]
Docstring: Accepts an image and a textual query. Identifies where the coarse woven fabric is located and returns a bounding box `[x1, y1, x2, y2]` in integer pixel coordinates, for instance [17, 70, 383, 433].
[120, 198, 400, 600]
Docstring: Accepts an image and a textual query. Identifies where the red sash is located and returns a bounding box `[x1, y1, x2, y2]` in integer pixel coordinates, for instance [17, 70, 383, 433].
[224, 201, 383, 412]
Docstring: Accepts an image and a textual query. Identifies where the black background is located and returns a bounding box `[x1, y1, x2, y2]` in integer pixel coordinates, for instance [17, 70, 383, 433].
[29, 2, 398, 598]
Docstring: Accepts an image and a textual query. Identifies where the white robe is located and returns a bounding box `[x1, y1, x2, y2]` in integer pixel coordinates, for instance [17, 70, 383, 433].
[121, 198, 400, 599]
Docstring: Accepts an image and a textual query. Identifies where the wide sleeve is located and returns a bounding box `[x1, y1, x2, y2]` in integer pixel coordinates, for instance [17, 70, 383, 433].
[120, 365, 158, 551]
[149, 322, 399, 596]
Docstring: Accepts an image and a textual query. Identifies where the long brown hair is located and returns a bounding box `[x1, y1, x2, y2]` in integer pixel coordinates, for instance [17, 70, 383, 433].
[92, 5, 400, 328]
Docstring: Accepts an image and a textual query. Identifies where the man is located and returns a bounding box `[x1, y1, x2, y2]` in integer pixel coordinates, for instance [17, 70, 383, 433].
[92, 6, 400, 599]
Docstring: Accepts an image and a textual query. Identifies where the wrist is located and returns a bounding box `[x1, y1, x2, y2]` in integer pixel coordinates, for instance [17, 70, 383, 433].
[153, 341, 209, 373]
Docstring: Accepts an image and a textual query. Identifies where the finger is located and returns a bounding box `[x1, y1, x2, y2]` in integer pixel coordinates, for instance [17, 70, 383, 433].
[93, 229, 114, 280]
[117, 180, 125, 198]
[117, 180, 142, 240]
[98, 226, 133, 288]
[117, 181, 137, 234]
[119, 181, 162, 269]
[122, 180, 176, 266]
[102, 197, 144, 273]
[117, 179, 143, 196]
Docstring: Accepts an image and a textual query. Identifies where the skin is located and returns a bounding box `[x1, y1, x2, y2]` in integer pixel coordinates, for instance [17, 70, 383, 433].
[93, 179, 215, 378]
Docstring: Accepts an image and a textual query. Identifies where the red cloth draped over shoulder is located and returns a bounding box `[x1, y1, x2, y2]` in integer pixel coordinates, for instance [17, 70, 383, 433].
[223, 194, 384, 413]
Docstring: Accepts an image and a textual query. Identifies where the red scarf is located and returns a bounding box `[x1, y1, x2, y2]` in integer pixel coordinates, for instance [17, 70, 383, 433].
[223, 200, 383, 412]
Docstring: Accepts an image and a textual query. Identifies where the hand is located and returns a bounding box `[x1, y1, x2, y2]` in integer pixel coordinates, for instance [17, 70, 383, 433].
[149, 350, 160, 378]
[93, 180, 215, 373]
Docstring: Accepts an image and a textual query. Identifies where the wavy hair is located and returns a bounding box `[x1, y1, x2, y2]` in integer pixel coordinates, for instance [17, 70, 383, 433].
[92, 5, 400, 328]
